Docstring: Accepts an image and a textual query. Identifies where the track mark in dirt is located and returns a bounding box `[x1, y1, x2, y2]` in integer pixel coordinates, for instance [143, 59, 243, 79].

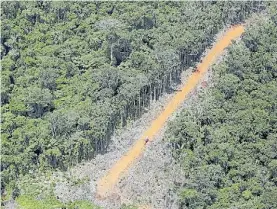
[96, 25, 245, 197]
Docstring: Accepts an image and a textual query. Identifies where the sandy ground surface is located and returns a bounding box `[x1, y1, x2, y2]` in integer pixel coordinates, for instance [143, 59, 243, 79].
[94, 25, 245, 208]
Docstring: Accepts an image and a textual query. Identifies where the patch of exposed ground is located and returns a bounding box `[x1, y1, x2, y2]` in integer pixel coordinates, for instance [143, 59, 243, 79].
[91, 25, 242, 209]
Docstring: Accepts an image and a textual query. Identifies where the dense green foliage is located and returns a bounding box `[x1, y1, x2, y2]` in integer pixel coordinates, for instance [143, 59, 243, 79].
[167, 5, 277, 209]
[1, 1, 265, 199]
[16, 195, 99, 209]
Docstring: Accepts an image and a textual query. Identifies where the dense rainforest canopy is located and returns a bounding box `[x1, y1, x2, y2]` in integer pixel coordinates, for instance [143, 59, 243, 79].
[0, 1, 271, 207]
[167, 4, 277, 209]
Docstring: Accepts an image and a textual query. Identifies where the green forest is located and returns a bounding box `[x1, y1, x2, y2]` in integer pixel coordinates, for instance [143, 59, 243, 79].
[1, 1, 276, 208]
[167, 5, 277, 209]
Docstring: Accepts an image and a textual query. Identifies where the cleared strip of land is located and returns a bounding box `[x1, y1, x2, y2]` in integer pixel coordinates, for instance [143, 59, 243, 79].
[97, 25, 245, 197]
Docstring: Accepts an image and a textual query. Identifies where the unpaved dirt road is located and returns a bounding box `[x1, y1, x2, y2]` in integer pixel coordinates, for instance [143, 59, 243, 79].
[96, 25, 245, 198]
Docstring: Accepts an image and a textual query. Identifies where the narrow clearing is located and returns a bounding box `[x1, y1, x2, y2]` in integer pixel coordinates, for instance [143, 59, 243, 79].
[53, 25, 244, 209]
[97, 25, 245, 195]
